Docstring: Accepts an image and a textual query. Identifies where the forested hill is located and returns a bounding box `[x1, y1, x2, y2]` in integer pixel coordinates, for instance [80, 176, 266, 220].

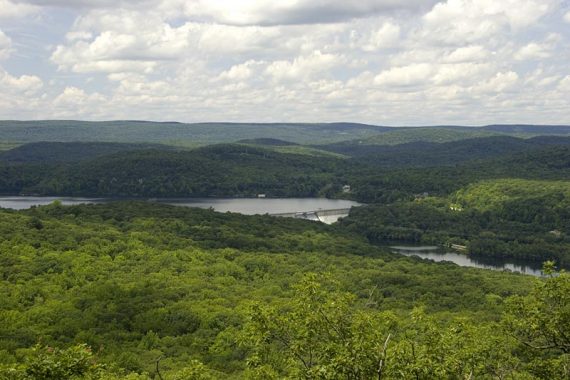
[1, 120, 570, 146]
[0, 142, 177, 163]
[2, 139, 570, 199]
[483, 124, 570, 134]
[0, 120, 388, 145]
[1, 123, 570, 378]
[1, 201, 568, 378]
[321, 135, 570, 164]
[349, 146, 570, 203]
[0, 144, 351, 197]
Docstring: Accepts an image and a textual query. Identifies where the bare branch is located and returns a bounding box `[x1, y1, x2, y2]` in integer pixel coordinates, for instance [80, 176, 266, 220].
[377, 333, 391, 380]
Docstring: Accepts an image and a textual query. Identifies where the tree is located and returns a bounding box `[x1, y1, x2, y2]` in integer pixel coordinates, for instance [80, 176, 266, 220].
[503, 262, 570, 378]
[239, 273, 396, 379]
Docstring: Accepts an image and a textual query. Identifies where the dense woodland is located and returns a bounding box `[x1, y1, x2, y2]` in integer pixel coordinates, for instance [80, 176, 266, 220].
[1, 135, 570, 267]
[1, 123, 570, 378]
[0, 202, 568, 378]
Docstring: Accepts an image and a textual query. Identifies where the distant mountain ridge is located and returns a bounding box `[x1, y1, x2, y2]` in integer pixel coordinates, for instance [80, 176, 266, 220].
[1, 120, 569, 146]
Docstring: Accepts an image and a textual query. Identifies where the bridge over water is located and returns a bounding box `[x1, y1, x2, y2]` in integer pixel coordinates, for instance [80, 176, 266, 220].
[270, 208, 352, 224]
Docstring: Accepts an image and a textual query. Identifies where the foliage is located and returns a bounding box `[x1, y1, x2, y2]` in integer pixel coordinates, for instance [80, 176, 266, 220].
[504, 265, 570, 354]
[0, 202, 536, 377]
[341, 178, 570, 266]
[240, 272, 570, 379]
[0, 344, 102, 380]
[240, 274, 395, 379]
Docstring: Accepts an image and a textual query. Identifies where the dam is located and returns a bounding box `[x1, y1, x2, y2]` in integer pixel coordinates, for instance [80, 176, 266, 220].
[270, 208, 352, 224]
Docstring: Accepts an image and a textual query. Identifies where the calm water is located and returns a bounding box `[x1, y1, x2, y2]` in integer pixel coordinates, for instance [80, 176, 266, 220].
[0, 196, 106, 209]
[0, 196, 359, 215]
[391, 245, 543, 276]
[158, 197, 359, 215]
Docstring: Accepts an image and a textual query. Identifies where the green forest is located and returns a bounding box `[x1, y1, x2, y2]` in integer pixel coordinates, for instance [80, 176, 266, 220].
[0, 202, 568, 379]
[1, 123, 570, 378]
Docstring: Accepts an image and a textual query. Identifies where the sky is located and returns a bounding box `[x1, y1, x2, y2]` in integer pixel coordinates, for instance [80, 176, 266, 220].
[0, 0, 569, 125]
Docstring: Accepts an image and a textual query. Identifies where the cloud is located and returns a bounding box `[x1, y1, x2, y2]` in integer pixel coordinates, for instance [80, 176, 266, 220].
[11, 0, 438, 25]
[196, 23, 282, 54]
[0, 0, 37, 18]
[51, 10, 196, 73]
[352, 22, 401, 51]
[432, 62, 492, 85]
[12, 0, 156, 9]
[265, 51, 345, 82]
[175, 0, 439, 26]
[0, 30, 12, 60]
[374, 63, 434, 87]
[514, 33, 561, 60]
[515, 42, 552, 60]
[565, 11, 570, 23]
[0, 67, 43, 94]
[442, 45, 489, 63]
[1, 0, 569, 125]
[473, 71, 519, 94]
[421, 0, 557, 45]
[218, 60, 262, 81]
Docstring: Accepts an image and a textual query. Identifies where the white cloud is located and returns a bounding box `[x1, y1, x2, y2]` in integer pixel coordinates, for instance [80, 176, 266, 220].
[432, 62, 491, 85]
[374, 63, 434, 87]
[219, 60, 261, 81]
[565, 11, 570, 23]
[0, 67, 43, 94]
[473, 71, 519, 93]
[12, 0, 157, 9]
[0, 0, 569, 124]
[558, 75, 570, 92]
[197, 24, 281, 54]
[0, 0, 37, 18]
[51, 10, 196, 73]
[0, 30, 12, 60]
[514, 33, 561, 60]
[421, 0, 557, 44]
[51, 86, 107, 118]
[265, 51, 344, 82]
[515, 42, 552, 60]
[443, 45, 489, 63]
[353, 22, 401, 51]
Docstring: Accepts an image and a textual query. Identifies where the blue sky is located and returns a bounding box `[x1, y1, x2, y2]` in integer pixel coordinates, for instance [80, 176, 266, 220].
[0, 0, 569, 125]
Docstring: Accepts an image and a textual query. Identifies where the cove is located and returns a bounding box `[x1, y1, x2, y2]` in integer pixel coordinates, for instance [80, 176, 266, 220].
[391, 245, 543, 276]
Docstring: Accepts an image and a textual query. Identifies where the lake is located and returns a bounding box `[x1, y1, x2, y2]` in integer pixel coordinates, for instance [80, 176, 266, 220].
[391, 245, 543, 276]
[0, 196, 360, 221]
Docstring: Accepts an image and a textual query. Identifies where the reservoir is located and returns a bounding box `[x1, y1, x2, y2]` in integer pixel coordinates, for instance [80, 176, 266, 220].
[0, 196, 545, 274]
[0, 196, 359, 222]
[391, 245, 544, 276]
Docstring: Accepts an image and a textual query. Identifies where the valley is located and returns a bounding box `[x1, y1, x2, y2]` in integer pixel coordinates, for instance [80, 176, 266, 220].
[0, 122, 569, 379]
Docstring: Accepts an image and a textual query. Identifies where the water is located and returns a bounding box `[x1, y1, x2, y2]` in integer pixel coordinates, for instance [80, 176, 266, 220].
[391, 245, 543, 276]
[0, 196, 106, 210]
[0, 196, 359, 216]
[158, 197, 359, 215]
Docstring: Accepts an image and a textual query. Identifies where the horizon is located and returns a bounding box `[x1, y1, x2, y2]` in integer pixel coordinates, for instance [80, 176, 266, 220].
[2, 120, 570, 128]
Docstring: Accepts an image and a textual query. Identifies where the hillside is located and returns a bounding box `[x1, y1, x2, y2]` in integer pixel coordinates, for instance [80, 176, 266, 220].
[0, 126, 569, 378]
[0, 144, 353, 197]
[0, 120, 390, 145]
[453, 178, 570, 211]
[342, 176, 570, 265]
[3, 201, 564, 379]
[0, 142, 177, 163]
[322, 135, 570, 166]
[2, 140, 570, 201]
[2, 121, 570, 148]
[342, 126, 501, 146]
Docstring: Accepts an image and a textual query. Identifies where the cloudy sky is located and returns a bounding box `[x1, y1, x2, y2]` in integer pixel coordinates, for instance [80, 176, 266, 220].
[0, 0, 569, 125]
